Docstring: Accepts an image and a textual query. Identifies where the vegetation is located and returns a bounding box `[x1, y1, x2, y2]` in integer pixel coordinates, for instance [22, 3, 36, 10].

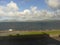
[8, 30, 60, 36]
[9, 34, 20, 37]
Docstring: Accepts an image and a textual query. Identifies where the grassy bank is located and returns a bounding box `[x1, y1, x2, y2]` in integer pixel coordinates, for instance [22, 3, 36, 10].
[7, 30, 60, 37]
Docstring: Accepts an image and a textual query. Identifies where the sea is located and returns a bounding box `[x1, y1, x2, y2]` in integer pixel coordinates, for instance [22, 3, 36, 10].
[0, 20, 60, 30]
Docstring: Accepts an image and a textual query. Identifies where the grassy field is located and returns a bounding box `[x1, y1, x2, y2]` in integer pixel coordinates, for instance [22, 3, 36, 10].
[20, 30, 60, 35]
[0, 30, 60, 36]
[8, 30, 60, 36]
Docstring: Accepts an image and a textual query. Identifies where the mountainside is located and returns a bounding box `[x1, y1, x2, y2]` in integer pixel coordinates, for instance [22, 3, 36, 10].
[0, 20, 60, 30]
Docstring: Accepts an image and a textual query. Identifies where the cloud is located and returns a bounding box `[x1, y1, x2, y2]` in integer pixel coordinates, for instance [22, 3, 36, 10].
[46, 0, 60, 9]
[0, 1, 19, 16]
[7, 1, 19, 11]
[45, 0, 60, 20]
[0, 1, 60, 22]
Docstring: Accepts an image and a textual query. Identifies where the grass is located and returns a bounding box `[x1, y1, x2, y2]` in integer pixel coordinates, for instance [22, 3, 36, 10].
[21, 30, 60, 35]
[8, 30, 60, 36]
[44, 30, 60, 35]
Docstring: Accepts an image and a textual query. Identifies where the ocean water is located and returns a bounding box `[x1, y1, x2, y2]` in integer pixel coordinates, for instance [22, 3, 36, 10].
[0, 20, 60, 30]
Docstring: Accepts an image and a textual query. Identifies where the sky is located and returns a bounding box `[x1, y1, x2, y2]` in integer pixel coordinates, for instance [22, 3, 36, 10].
[0, 0, 60, 22]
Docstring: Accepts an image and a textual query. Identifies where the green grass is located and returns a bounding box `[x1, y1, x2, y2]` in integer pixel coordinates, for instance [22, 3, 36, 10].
[44, 30, 60, 35]
[21, 30, 60, 35]
[8, 30, 60, 36]
[22, 32, 43, 35]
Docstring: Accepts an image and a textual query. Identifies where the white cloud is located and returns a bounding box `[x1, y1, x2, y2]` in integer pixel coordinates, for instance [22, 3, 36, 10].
[46, 0, 60, 9]
[0, 1, 19, 16]
[0, 1, 60, 22]
[7, 1, 19, 11]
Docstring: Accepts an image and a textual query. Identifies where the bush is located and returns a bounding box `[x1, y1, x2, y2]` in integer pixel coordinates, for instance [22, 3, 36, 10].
[8, 34, 14, 37]
[8, 34, 20, 37]
[15, 34, 20, 37]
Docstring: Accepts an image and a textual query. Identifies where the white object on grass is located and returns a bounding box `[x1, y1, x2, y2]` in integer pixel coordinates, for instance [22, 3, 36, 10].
[9, 29, 13, 32]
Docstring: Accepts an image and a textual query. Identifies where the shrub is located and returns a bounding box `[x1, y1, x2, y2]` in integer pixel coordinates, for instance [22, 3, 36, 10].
[15, 34, 20, 37]
[8, 34, 14, 37]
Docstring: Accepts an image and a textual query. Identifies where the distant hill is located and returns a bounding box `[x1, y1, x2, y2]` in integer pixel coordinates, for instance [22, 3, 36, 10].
[0, 20, 60, 30]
